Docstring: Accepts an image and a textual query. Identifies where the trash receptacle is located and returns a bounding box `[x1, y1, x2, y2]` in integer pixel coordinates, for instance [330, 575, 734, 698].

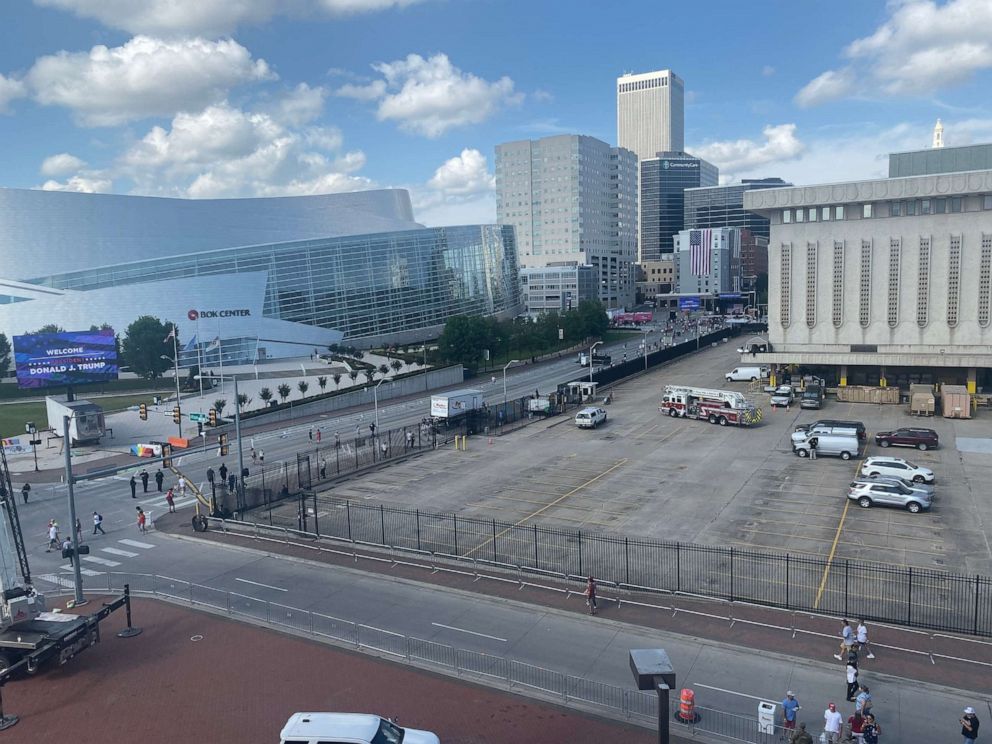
[757, 701, 776, 734]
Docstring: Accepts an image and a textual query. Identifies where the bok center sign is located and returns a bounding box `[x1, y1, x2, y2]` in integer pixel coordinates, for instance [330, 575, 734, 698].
[187, 308, 251, 321]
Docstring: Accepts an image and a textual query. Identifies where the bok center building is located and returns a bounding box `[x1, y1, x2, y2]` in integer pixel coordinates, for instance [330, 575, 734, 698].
[744, 169, 992, 392]
[0, 188, 521, 363]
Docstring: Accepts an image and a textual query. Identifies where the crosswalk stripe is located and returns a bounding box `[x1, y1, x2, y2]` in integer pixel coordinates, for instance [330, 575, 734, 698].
[61, 565, 103, 576]
[118, 539, 155, 549]
[82, 556, 121, 567]
[101, 547, 139, 557]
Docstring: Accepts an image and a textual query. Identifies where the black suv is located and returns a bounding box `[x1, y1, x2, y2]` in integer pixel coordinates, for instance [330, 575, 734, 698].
[874, 428, 939, 451]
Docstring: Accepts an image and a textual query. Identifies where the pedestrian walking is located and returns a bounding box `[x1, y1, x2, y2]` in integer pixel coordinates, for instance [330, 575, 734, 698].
[75, 517, 83, 543]
[206, 467, 215, 486]
[46, 520, 59, 551]
[177, 477, 186, 499]
[228, 473, 237, 492]
[165, 487, 175, 513]
[21, 482, 30, 504]
[781, 691, 801, 734]
[155, 468, 164, 491]
[315, 429, 321, 444]
[846, 660, 859, 702]
[861, 713, 880, 744]
[856, 619, 876, 659]
[136, 507, 147, 534]
[584, 576, 598, 615]
[61, 536, 74, 565]
[308, 426, 313, 441]
[92, 511, 106, 535]
[258, 450, 264, 464]
[855, 685, 872, 717]
[140, 469, 149, 492]
[809, 437, 818, 460]
[848, 711, 865, 744]
[129, 475, 137, 498]
[788, 722, 813, 744]
[962, 706, 980, 742]
[319, 459, 327, 479]
[823, 703, 843, 744]
[834, 619, 855, 660]
[251, 447, 257, 463]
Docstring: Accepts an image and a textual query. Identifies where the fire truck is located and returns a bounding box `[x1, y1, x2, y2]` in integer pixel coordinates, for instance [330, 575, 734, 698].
[659, 385, 763, 427]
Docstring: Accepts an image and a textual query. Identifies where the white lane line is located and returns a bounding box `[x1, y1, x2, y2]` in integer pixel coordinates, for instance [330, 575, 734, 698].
[691, 683, 769, 702]
[101, 547, 139, 558]
[431, 622, 507, 643]
[234, 577, 287, 592]
[61, 565, 103, 576]
[119, 539, 155, 549]
[82, 556, 121, 567]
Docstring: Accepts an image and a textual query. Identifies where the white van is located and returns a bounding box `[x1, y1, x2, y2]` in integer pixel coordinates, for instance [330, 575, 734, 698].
[793, 432, 860, 460]
[575, 407, 608, 429]
[725, 366, 769, 382]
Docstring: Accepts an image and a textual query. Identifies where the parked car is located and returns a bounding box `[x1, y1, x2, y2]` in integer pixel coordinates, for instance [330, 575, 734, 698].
[796, 419, 866, 442]
[770, 385, 794, 407]
[280, 713, 440, 744]
[874, 427, 939, 451]
[860, 456, 935, 484]
[848, 480, 932, 513]
[575, 406, 608, 429]
[849, 475, 934, 497]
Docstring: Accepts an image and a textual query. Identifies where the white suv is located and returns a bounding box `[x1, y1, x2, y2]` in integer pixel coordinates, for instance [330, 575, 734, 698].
[280, 713, 440, 744]
[575, 407, 608, 429]
[860, 456, 935, 484]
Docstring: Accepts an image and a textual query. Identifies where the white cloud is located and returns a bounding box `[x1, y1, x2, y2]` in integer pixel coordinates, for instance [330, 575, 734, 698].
[761, 65, 776, 77]
[692, 124, 805, 178]
[119, 102, 371, 198]
[34, 0, 425, 35]
[0, 73, 26, 112]
[427, 148, 495, 196]
[414, 147, 496, 226]
[270, 82, 327, 126]
[27, 36, 274, 126]
[40, 152, 87, 176]
[340, 53, 522, 137]
[40, 174, 112, 193]
[796, 0, 992, 106]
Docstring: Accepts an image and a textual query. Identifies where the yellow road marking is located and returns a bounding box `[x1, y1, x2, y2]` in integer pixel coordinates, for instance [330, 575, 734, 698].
[464, 458, 628, 558]
[813, 448, 868, 608]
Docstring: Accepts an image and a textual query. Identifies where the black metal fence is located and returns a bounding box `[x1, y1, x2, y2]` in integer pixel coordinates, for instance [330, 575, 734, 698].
[249, 497, 992, 637]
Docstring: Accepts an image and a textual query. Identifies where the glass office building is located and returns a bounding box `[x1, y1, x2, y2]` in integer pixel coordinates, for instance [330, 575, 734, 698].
[0, 188, 522, 360]
[639, 152, 718, 262]
[683, 178, 790, 241]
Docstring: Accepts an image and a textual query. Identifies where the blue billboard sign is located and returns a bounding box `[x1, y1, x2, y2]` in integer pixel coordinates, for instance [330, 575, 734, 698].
[13, 329, 119, 389]
[678, 297, 701, 311]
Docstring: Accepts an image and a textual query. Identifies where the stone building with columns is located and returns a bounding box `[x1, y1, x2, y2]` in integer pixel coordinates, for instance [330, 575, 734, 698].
[743, 170, 992, 392]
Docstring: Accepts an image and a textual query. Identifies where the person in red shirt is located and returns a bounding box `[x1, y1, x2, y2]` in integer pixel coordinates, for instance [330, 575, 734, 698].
[165, 487, 176, 513]
[136, 507, 147, 534]
[848, 710, 865, 743]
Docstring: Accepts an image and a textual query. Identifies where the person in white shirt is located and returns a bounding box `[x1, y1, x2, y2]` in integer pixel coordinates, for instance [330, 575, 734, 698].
[823, 702, 843, 744]
[856, 619, 876, 659]
[46, 521, 59, 551]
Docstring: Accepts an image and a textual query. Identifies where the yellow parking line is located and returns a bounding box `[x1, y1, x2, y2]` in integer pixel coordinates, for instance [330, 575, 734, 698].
[463, 458, 628, 558]
[813, 448, 868, 608]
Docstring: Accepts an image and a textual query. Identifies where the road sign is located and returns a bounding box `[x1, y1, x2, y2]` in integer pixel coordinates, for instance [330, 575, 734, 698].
[189, 412, 208, 423]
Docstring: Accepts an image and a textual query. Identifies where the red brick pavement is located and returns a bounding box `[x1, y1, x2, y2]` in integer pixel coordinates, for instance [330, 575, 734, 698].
[168, 522, 992, 697]
[5, 599, 662, 744]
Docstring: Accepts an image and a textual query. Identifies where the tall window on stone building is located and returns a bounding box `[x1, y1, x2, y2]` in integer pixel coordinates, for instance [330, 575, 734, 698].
[806, 242, 817, 328]
[947, 235, 962, 328]
[887, 238, 901, 328]
[981, 234, 992, 328]
[859, 240, 872, 327]
[917, 237, 930, 327]
[780, 243, 792, 328]
[832, 241, 844, 327]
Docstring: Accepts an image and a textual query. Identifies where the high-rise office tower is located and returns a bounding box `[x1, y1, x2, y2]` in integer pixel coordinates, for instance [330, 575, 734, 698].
[638, 152, 718, 263]
[616, 69, 685, 160]
[495, 134, 638, 308]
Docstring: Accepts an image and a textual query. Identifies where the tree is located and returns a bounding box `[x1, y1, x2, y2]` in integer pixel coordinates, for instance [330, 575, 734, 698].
[576, 299, 609, 339]
[0, 333, 10, 378]
[438, 314, 490, 370]
[332, 373, 342, 389]
[363, 369, 374, 384]
[32, 324, 66, 334]
[390, 359, 403, 374]
[277, 383, 291, 402]
[213, 399, 227, 415]
[121, 316, 176, 379]
[259, 387, 273, 405]
[348, 370, 358, 384]
[237, 393, 250, 411]
[317, 375, 327, 393]
[378, 363, 389, 377]
[297, 380, 309, 398]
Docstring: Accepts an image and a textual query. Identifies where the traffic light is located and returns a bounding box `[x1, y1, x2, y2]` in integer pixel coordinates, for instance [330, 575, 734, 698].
[173, 406, 181, 424]
[162, 443, 173, 468]
[209, 408, 217, 427]
[139, 403, 148, 421]
[218, 433, 229, 457]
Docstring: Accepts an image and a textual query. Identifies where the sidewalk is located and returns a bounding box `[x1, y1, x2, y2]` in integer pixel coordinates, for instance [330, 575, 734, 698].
[156, 517, 992, 742]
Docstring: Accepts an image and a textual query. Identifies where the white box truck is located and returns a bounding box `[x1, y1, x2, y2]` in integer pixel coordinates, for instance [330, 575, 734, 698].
[430, 389, 484, 419]
[45, 396, 106, 443]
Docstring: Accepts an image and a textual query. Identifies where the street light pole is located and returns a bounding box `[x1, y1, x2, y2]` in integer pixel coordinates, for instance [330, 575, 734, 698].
[589, 341, 603, 384]
[62, 416, 86, 607]
[233, 376, 246, 513]
[503, 359, 520, 408]
[642, 328, 649, 372]
[373, 376, 386, 433]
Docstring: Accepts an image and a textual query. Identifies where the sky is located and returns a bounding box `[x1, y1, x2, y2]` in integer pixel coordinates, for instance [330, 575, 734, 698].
[1, 0, 992, 226]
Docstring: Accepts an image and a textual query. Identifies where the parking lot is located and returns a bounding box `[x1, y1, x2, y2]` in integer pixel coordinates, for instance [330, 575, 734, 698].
[322, 340, 992, 578]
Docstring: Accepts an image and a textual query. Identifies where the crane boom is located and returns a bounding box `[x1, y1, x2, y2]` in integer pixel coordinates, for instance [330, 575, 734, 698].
[0, 446, 31, 589]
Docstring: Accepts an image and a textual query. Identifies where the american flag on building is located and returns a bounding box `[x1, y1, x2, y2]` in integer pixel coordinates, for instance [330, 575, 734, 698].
[689, 228, 712, 276]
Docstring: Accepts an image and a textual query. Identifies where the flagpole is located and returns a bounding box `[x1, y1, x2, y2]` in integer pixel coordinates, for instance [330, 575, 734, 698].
[196, 316, 203, 413]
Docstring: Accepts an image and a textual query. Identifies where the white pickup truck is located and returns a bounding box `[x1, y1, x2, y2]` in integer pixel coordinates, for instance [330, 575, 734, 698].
[575, 407, 608, 429]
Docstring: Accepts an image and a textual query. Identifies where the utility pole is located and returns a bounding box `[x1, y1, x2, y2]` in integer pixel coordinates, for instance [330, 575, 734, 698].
[62, 416, 86, 607]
